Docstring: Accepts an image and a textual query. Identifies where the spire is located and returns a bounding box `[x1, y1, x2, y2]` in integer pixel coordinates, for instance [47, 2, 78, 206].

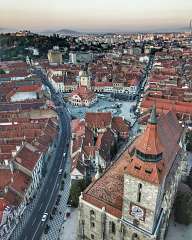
[148, 104, 157, 125]
[134, 103, 164, 162]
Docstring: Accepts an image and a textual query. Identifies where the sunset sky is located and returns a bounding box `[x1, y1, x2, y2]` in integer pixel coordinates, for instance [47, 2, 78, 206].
[1, 0, 192, 32]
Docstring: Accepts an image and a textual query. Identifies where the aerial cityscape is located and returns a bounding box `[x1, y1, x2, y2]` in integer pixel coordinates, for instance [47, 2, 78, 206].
[0, 1, 192, 240]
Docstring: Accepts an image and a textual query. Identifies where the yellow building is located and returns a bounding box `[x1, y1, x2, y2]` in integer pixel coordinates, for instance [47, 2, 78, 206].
[48, 49, 63, 65]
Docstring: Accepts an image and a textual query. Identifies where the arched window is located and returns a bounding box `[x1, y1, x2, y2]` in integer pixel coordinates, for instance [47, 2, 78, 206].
[137, 183, 142, 203]
[90, 210, 95, 220]
[91, 234, 95, 239]
[132, 233, 139, 240]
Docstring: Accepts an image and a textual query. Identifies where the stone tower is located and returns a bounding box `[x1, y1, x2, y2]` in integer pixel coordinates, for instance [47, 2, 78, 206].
[122, 106, 165, 235]
[79, 66, 91, 89]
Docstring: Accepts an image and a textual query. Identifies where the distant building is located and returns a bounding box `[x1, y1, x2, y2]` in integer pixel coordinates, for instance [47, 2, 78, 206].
[69, 70, 97, 107]
[48, 49, 63, 65]
[14, 30, 31, 37]
[69, 52, 94, 64]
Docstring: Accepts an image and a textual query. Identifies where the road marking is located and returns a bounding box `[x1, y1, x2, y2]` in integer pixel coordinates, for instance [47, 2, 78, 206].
[31, 174, 60, 240]
[39, 202, 43, 210]
[32, 217, 36, 226]
[45, 188, 49, 194]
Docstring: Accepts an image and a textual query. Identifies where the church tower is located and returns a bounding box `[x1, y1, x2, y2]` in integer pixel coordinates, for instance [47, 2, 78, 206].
[78, 105, 184, 240]
[79, 65, 91, 89]
[122, 106, 165, 236]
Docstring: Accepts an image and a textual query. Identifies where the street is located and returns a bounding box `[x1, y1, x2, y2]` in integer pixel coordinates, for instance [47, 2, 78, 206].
[9, 68, 71, 240]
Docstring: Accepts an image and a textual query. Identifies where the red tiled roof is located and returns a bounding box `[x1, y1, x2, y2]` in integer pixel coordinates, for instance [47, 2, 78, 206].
[112, 117, 129, 134]
[83, 111, 183, 217]
[141, 97, 192, 115]
[85, 112, 112, 129]
[71, 119, 85, 137]
[83, 150, 129, 218]
[127, 111, 182, 185]
[134, 122, 164, 155]
[93, 81, 113, 87]
[70, 86, 96, 101]
[15, 144, 40, 171]
[10, 170, 31, 194]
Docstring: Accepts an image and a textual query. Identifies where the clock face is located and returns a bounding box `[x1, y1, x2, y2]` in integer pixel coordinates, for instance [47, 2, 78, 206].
[131, 205, 144, 220]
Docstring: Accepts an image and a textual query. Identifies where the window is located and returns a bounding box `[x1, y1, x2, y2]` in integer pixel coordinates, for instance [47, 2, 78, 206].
[109, 221, 116, 235]
[91, 222, 95, 228]
[91, 234, 94, 239]
[90, 210, 95, 216]
[111, 222, 116, 234]
[132, 233, 139, 240]
[90, 210, 95, 221]
[137, 183, 142, 203]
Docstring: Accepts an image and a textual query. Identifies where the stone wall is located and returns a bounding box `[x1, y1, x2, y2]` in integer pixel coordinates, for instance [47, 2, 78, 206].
[123, 174, 159, 233]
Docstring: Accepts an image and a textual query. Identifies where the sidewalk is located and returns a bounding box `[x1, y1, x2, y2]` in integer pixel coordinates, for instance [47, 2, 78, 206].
[166, 218, 192, 240]
[41, 155, 71, 240]
[58, 208, 78, 240]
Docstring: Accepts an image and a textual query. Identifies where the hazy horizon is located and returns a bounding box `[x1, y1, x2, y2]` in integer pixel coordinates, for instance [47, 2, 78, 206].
[1, 0, 192, 32]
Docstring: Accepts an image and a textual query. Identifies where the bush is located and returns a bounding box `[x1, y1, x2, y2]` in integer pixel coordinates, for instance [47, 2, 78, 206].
[174, 190, 192, 225]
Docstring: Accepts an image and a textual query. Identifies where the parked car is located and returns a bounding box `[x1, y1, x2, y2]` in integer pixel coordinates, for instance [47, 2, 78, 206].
[41, 213, 48, 222]
[44, 224, 50, 234]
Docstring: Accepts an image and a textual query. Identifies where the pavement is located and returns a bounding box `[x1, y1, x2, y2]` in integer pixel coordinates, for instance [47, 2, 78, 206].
[58, 208, 78, 240]
[41, 155, 71, 240]
[166, 217, 192, 240]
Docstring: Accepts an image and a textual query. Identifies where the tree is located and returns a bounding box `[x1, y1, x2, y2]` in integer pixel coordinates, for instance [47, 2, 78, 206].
[187, 168, 192, 189]
[0, 69, 5, 74]
[69, 180, 86, 208]
[185, 131, 192, 152]
[174, 190, 192, 225]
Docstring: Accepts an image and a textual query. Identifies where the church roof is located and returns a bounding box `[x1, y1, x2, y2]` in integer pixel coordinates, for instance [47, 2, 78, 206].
[82, 111, 183, 217]
[134, 105, 164, 156]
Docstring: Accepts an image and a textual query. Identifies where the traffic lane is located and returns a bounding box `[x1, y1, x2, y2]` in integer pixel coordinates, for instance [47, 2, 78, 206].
[22, 152, 67, 240]
[19, 139, 69, 239]
[30, 154, 68, 240]
[20, 171, 60, 239]
[31, 178, 61, 240]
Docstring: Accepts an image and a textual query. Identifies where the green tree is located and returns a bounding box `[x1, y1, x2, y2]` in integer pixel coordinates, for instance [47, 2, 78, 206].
[185, 131, 192, 152]
[174, 190, 192, 225]
[69, 180, 86, 208]
[187, 168, 192, 189]
[0, 69, 5, 74]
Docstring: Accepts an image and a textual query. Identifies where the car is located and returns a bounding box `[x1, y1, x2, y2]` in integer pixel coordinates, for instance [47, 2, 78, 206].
[63, 152, 66, 157]
[44, 224, 50, 234]
[41, 213, 48, 222]
[58, 168, 63, 175]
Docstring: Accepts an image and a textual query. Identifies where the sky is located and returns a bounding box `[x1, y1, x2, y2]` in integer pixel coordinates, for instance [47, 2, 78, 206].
[0, 0, 192, 32]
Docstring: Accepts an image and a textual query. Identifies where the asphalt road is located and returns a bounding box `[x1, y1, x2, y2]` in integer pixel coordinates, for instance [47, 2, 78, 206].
[16, 68, 71, 240]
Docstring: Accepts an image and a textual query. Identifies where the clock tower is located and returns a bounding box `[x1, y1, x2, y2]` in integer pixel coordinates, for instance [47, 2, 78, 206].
[79, 65, 91, 89]
[122, 106, 165, 235]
